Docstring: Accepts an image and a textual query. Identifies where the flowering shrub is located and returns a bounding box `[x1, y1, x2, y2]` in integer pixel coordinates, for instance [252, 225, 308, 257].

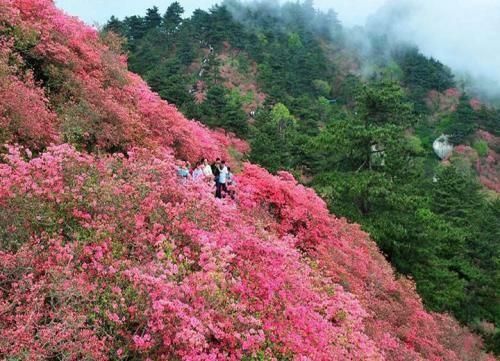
[0, 39, 58, 149]
[426, 88, 461, 113]
[236, 164, 494, 360]
[470, 98, 482, 111]
[0, 0, 245, 160]
[0, 0, 495, 360]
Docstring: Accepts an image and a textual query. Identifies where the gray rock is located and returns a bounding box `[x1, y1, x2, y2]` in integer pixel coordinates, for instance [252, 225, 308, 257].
[433, 135, 454, 160]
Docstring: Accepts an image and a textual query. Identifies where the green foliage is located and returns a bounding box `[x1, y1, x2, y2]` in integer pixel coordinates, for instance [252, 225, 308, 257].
[430, 167, 500, 324]
[473, 140, 489, 157]
[443, 95, 478, 144]
[393, 46, 455, 113]
[310, 81, 417, 217]
[223, 89, 250, 136]
[144, 6, 162, 30]
[395, 46, 455, 92]
[476, 106, 500, 136]
[103, 16, 125, 35]
[312, 79, 331, 97]
[163, 1, 184, 35]
[310, 80, 499, 349]
[146, 59, 191, 105]
[287, 32, 303, 49]
[250, 103, 303, 172]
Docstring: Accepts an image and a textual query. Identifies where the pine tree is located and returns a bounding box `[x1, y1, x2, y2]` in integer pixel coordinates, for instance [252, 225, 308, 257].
[145, 6, 162, 30]
[104, 16, 125, 35]
[163, 2, 184, 35]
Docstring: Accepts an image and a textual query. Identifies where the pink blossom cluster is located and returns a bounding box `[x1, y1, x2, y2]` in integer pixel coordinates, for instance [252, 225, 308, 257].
[468, 132, 499, 192]
[470, 98, 482, 111]
[425, 88, 461, 113]
[0, 0, 247, 159]
[0, 39, 59, 148]
[0, 0, 495, 360]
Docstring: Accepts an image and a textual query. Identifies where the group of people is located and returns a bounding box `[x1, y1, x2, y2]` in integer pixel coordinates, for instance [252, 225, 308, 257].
[177, 158, 236, 199]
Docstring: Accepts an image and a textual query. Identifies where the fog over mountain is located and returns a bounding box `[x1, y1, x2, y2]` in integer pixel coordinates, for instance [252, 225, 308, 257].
[56, 0, 500, 97]
[366, 0, 500, 98]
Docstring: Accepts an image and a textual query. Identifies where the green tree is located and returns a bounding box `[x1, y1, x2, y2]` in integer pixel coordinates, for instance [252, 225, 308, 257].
[394, 46, 455, 113]
[201, 85, 228, 127]
[250, 103, 302, 172]
[145, 6, 162, 30]
[430, 166, 500, 324]
[123, 15, 148, 42]
[163, 2, 184, 35]
[311, 82, 415, 212]
[104, 16, 125, 35]
[224, 90, 249, 137]
[145, 59, 190, 105]
[443, 95, 478, 144]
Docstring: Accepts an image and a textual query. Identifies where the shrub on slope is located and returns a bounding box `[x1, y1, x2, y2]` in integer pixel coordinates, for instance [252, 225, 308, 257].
[0, 38, 58, 148]
[0, 0, 246, 159]
[0, 0, 495, 360]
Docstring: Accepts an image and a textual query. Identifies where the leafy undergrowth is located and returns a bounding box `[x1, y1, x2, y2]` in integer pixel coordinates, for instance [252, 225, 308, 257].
[472, 131, 499, 193]
[216, 43, 267, 114]
[0, 0, 495, 360]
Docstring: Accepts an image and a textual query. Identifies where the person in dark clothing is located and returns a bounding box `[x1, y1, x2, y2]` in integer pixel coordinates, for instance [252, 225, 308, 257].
[212, 158, 222, 198]
[218, 160, 228, 197]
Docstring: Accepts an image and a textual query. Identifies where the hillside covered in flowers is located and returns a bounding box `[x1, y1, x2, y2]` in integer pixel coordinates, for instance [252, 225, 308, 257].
[0, 0, 495, 360]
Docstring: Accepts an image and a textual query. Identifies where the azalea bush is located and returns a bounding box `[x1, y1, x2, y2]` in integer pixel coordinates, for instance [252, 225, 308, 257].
[0, 0, 495, 360]
[0, 0, 242, 160]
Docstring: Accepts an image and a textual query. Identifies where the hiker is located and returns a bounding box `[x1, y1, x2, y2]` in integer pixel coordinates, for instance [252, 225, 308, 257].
[202, 158, 213, 178]
[218, 160, 229, 197]
[212, 158, 222, 198]
[192, 161, 204, 181]
[226, 167, 234, 186]
[177, 161, 190, 181]
[226, 166, 236, 199]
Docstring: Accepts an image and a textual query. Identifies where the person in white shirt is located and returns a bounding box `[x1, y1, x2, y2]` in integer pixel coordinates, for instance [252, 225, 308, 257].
[202, 158, 213, 179]
[218, 161, 229, 197]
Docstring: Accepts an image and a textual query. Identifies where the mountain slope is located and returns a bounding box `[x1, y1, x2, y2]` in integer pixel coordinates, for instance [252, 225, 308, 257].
[103, 2, 500, 352]
[0, 0, 495, 360]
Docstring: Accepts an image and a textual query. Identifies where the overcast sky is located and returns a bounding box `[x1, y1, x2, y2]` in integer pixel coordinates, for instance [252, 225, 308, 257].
[370, 0, 500, 96]
[55, 0, 500, 96]
[55, 0, 385, 26]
